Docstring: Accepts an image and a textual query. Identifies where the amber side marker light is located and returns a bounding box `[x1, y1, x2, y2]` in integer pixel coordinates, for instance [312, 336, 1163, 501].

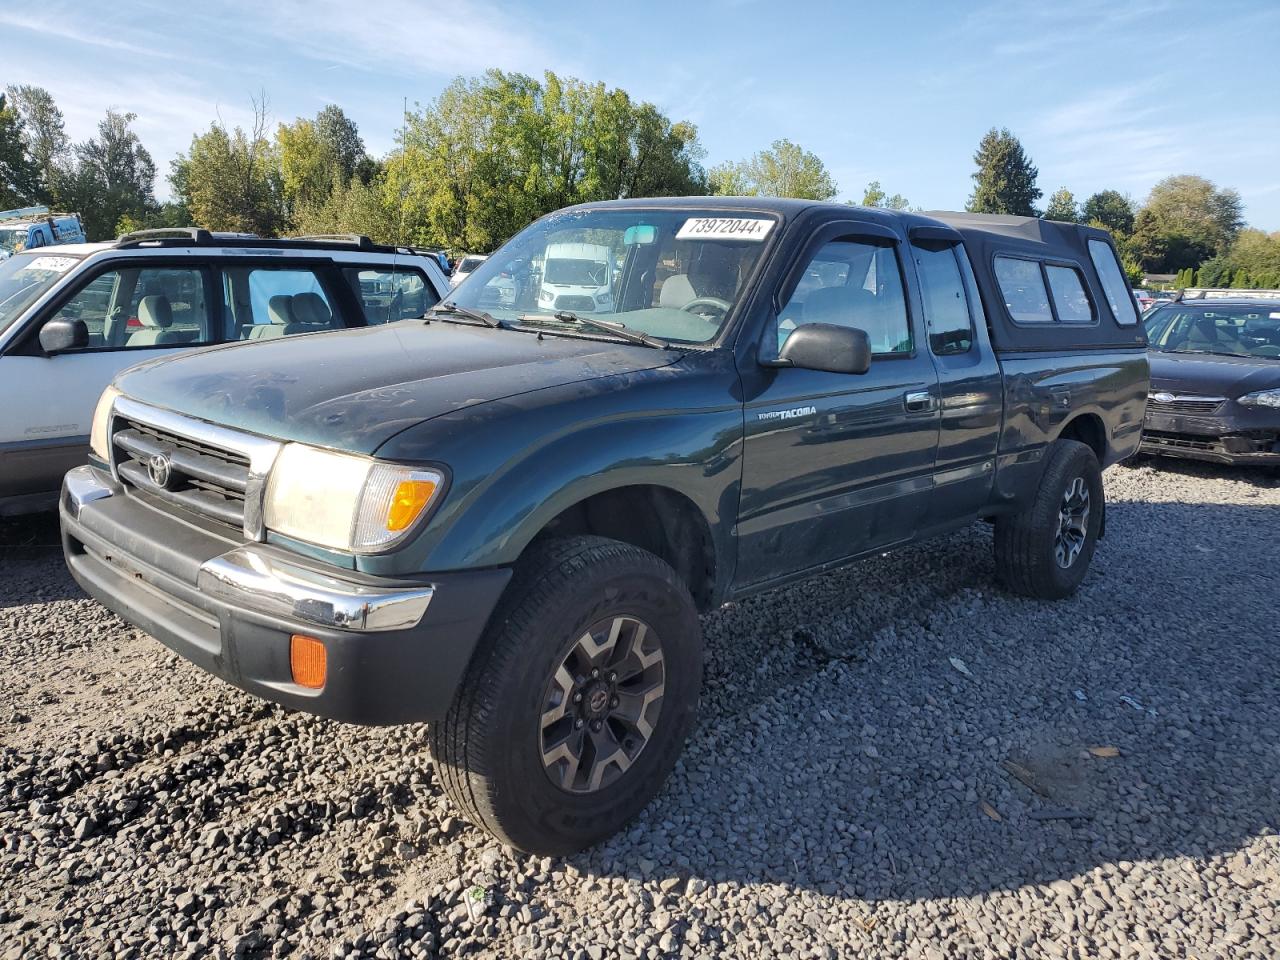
[290, 634, 327, 689]
[386, 478, 438, 532]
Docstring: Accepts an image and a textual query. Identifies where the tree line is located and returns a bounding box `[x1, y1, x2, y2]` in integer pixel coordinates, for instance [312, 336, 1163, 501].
[2, 79, 1274, 286]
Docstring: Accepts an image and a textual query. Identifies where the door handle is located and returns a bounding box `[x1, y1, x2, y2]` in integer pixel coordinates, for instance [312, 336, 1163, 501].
[904, 391, 937, 412]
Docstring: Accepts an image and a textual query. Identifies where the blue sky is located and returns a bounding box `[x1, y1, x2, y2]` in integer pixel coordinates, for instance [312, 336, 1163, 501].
[4, 0, 1279, 228]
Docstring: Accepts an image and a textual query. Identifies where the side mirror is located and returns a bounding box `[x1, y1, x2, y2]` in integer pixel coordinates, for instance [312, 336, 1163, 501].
[39, 317, 89, 354]
[771, 323, 871, 375]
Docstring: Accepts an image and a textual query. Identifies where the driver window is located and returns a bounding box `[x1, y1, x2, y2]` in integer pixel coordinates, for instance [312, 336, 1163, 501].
[776, 239, 912, 355]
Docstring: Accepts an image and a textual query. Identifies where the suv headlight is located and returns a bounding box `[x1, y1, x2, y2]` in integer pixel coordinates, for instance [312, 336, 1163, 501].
[1238, 388, 1280, 409]
[89, 385, 121, 462]
[263, 443, 445, 553]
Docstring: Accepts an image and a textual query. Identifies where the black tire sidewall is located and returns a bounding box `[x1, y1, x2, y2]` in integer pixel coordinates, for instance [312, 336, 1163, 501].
[1035, 442, 1104, 596]
[477, 553, 701, 854]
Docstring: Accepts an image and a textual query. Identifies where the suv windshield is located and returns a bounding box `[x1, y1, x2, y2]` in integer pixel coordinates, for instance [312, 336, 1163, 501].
[0, 252, 83, 338]
[1144, 303, 1280, 360]
[448, 208, 778, 344]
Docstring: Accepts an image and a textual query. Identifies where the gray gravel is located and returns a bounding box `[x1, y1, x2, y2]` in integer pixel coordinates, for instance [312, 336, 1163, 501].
[2, 457, 1278, 959]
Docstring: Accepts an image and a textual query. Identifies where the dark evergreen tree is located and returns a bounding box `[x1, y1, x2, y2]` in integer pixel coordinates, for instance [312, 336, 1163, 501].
[966, 127, 1041, 216]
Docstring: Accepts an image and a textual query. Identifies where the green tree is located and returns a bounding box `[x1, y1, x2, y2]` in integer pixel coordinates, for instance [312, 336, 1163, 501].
[718, 139, 837, 200]
[966, 127, 1041, 216]
[0, 92, 41, 208]
[4, 84, 71, 204]
[314, 104, 370, 184]
[63, 110, 157, 240]
[392, 70, 708, 252]
[1044, 187, 1079, 223]
[1081, 190, 1134, 236]
[173, 97, 284, 235]
[708, 162, 750, 196]
[860, 180, 909, 210]
[294, 174, 397, 243]
[1195, 255, 1230, 287]
[278, 105, 374, 225]
[1129, 174, 1243, 273]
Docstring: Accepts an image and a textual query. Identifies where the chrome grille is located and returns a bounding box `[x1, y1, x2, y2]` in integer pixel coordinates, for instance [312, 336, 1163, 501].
[554, 294, 597, 312]
[108, 396, 281, 539]
[113, 421, 249, 528]
[1146, 393, 1225, 415]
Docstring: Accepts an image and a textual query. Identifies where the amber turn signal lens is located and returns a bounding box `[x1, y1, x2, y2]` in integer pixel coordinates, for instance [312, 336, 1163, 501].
[290, 634, 327, 689]
[385, 479, 438, 532]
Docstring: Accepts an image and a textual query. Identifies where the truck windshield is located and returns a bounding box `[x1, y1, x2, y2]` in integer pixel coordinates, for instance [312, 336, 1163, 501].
[0, 252, 82, 338]
[0, 228, 28, 255]
[447, 208, 778, 344]
[1144, 304, 1280, 360]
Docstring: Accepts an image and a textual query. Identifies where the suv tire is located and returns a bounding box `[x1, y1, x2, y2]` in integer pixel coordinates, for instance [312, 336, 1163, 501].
[431, 535, 702, 855]
[994, 439, 1104, 600]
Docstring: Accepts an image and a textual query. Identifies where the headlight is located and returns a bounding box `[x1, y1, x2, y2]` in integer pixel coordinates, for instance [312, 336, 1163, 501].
[263, 443, 444, 553]
[89, 385, 121, 462]
[1238, 389, 1280, 409]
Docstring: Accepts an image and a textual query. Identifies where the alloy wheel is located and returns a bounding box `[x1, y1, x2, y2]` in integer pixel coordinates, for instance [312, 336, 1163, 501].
[1054, 476, 1091, 568]
[539, 615, 666, 794]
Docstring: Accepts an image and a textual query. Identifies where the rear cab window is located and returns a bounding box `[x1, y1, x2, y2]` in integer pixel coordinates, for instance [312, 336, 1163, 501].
[1087, 238, 1140, 326]
[911, 241, 975, 355]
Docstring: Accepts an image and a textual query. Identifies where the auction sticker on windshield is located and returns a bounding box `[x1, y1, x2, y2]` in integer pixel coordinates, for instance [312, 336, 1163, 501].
[676, 218, 774, 242]
[22, 256, 78, 273]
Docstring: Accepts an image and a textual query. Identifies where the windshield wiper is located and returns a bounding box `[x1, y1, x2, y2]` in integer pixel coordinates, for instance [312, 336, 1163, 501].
[531, 310, 670, 349]
[428, 301, 506, 328]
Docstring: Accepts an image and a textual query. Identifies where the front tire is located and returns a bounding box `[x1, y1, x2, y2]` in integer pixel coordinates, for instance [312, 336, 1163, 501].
[994, 439, 1104, 600]
[431, 536, 702, 855]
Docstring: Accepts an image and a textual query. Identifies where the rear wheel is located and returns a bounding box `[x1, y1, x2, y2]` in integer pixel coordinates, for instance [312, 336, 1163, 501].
[431, 536, 702, 855]
[994, 439, 1104, 600]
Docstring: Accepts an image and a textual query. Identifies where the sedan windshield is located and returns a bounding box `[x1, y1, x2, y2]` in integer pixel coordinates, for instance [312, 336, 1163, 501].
[0, 251, 83, 338]
[1144, 304, 1280, 360]
[446, 208, 778, 344]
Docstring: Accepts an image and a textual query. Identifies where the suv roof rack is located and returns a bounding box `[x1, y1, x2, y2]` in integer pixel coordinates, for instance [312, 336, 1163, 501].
[1178, 287, 1280, 301]
[111, 228, 443, 259]
[115, 227, 216, 248]
[289, 234, 378, 250]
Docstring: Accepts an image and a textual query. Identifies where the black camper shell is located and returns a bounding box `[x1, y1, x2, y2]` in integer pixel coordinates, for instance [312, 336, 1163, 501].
[929, 212, 1147, 353]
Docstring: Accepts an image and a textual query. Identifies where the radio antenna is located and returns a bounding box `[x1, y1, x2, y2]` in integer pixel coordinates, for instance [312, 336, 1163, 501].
[397, 96, 409, 252]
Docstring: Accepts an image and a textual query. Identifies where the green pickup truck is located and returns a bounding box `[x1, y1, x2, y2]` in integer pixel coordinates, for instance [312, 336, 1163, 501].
[60, 198, 1148, 854]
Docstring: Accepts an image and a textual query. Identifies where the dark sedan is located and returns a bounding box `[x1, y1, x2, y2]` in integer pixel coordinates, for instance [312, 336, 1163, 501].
[1141, 297, 1280, 465]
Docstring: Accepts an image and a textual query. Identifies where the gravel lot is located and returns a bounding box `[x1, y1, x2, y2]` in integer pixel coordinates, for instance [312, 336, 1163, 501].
[2, 457, 1278, 960]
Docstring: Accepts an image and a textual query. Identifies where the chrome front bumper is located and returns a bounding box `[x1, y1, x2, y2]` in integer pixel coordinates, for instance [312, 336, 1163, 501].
[63, 464, 432, 632]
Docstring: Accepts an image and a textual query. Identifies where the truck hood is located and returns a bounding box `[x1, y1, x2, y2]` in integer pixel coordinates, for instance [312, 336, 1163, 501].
[114, 322, 680, 454]
[1149, 350, 1280, 398]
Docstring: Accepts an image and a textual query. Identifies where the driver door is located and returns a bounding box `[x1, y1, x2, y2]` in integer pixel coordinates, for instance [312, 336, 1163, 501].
[735, 227, 941, 588]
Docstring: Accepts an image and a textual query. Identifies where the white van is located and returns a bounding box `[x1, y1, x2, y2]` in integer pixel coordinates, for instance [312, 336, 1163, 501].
[537, 242, 613, 313]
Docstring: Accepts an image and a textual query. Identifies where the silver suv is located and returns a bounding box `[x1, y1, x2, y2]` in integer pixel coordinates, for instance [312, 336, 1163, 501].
[0, 229, 450, 516]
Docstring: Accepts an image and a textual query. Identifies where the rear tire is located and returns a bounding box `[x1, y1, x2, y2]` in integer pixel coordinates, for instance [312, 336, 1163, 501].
[994, 439, 1104, 600]
[431, 535, 702, 855]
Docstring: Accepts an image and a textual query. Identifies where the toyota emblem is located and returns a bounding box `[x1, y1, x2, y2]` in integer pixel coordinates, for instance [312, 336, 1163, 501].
[1151, 392, 1175, 404]
[147, 452, 173, 488]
